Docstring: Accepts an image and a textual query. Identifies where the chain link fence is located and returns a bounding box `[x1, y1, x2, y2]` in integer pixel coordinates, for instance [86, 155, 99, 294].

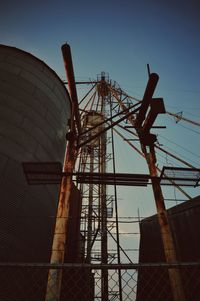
[0, 262, 200, 300]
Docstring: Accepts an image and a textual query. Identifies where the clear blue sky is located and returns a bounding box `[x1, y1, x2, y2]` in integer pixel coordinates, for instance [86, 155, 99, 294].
[1, 0, 200, 203]
[1, 0, 200, 98]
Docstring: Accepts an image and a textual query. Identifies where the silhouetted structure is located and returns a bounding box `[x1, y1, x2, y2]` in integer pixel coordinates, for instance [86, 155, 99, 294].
[137, 195, 200, 301]
[0, 44, 71, 300]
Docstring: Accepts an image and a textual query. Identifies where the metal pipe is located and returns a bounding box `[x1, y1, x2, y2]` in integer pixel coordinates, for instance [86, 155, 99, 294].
[45, 143, 76, 301]
[78, 105, 140, 148]
[155, 145, 196, 169]
[2, 262, 200, 269]
[64, 81, 98, 85]
[109, 95, 123, 300]
[135, 73, 159, 128]
[108, 230, 133, 264]
[45, 44, 78, 301]
[146, 145, 186, 301]
[167, 111, 200, 127]
[86, 148, 94, 263]
[79, 102, 141, 138]
[115, 124, 192, 199]
[61, 43, 81, 134]
[100, 103, 108, 301]
[109, 81, 188, 300]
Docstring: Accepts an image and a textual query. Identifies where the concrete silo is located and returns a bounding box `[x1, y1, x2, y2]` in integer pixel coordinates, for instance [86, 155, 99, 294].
[0, 44, 71, 263]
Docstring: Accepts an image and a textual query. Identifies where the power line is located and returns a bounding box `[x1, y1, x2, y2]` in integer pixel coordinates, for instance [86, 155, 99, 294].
[155, 144, 199, 167]
[167, 111, 200, 127]
[176, 123, 200, 135]
[159, 134, 200, 159]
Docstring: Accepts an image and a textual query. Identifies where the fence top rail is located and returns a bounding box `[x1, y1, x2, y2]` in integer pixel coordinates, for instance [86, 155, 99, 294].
[0, 262, 200, 269]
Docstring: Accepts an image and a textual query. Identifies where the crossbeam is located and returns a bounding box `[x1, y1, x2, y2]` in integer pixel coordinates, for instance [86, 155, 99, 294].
[23, 163, 200, 187]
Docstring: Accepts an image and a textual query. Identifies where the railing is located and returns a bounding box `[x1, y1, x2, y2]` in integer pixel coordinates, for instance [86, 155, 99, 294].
[0, 262, 200, 300]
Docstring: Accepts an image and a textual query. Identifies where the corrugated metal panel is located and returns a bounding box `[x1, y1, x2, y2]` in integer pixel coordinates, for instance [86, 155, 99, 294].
[64, 182, 82, 263]
[0, 44, 71, 300]
[137, 195, 200, 301]
[0, 44, 71, 263]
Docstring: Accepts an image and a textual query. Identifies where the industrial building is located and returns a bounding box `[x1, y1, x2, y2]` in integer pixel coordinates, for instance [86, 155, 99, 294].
[0, 45, 72, 300]
[137, 195, 200, 301]
[0, 44, 71, 262]
[0, 43, 199, 301]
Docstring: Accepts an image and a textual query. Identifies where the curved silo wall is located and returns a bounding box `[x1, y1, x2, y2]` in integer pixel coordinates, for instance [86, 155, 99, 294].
[0, 45, 71, 262]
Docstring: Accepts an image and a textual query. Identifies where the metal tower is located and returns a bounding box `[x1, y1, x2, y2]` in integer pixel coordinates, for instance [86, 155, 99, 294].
[78, 72, 121, 300]
[22, 44, 200, 301]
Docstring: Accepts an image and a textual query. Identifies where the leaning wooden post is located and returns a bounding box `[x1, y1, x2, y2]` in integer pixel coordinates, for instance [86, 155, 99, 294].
[145, 144, 186, 301]
[45, 43, 78, 301]
[136, 72, 186, 300]
[45, 137, 76, 301]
